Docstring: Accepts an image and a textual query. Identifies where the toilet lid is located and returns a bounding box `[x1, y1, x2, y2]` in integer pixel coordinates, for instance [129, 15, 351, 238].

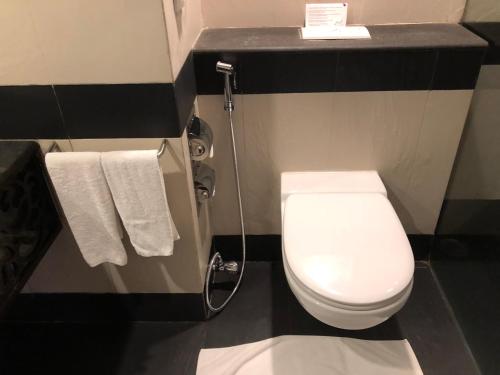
[283, 193, 414, 307]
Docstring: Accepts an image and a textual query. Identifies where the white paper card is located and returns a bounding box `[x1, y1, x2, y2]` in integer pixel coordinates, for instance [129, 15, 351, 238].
[301, 26, 371, 40]
[305, 3, 348, 28]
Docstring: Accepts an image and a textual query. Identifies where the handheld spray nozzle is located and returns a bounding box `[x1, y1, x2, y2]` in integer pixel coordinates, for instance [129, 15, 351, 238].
[216, 61, 235, 112]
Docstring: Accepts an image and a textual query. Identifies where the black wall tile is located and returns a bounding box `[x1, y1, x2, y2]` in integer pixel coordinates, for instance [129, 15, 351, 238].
[213, 235, 282, 261]
[436, 199, 500, 235]
[335, 49, 435, 92]
[432, 48, 485, 90]
[194, 52, 241, 95]
[485, 45, 500, 65]
[408, 234, 433, 260]
[54, 84, 180, 138]
[0, 86, 66, 139]
[239, 51, 337, 94]
[214, 234, 430, 261]
[174, 53, 198, 130]
[194, 46, 483, 94]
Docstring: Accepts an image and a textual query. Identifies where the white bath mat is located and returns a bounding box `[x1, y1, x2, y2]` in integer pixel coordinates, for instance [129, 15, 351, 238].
[197, 335, 423, 375]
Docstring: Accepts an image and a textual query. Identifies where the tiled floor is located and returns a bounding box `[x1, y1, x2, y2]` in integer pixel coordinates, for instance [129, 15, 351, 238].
[0, 262, 479, 375]
[432, 236, 500, 375]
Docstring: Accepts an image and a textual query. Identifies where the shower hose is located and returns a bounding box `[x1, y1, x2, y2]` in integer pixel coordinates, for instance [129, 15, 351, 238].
[204, 108, 246, 313]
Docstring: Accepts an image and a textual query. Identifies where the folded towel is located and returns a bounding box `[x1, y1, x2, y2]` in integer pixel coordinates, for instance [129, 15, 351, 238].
[101, 150, 180, 257]
[45, 152, 127, 267]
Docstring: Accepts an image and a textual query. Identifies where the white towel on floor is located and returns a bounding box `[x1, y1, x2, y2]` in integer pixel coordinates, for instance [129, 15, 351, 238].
[197, 336, 423, 375]
[101, 150, 180, 257]
[45, 152, 127, 267]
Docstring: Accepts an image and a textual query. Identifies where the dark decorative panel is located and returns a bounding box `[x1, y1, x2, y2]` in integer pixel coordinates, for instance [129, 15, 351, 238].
[0, 141, 61, 312]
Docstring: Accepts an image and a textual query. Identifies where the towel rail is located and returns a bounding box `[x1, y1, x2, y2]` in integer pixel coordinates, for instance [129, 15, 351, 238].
[46, 139, 168, 159]
[157, 139, 167, 158]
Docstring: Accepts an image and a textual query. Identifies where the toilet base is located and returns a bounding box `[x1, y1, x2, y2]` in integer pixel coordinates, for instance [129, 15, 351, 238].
[283, 257, 413, 330]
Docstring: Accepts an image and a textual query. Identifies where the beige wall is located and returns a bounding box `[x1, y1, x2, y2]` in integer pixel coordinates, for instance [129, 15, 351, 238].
[0, 0, 173, 85]
[447, 66, 500, 200]
[163, 0, 203, 79]
[201, 0, 466, 28]
[463, 0, 500, 21]
[199, 90, 472, 235]
[25, 135, 211, 293]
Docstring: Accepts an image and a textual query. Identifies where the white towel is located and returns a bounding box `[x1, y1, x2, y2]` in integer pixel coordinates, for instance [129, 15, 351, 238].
[197, 336, 423, 375]
[45, 152, 127, 267]
[101, 150, 180, 257]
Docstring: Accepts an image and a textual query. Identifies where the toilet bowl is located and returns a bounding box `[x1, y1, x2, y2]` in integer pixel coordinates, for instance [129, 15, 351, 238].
[281, 171, 414, 330]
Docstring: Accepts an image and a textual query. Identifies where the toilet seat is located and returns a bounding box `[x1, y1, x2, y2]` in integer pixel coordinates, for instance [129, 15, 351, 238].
[283, 253, 414, 312]
[283, 192, 414, 308]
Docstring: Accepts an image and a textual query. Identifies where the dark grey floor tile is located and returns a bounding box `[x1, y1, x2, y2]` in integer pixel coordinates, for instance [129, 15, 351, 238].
[204, 262, 278, 348]
[432, 236, 500, 375]
[0, 322, 49, 375]
[0, 322, 206, 375]
[397, 267, 480, 375]
[204, 262, 478, 375]
[0, 261, 478, 375]
[114, 322, 206, 375]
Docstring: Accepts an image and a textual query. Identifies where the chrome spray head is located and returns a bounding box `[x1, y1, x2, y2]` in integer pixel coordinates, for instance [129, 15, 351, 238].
[216, 61, 234, 112]
[215, 61, 234, 75]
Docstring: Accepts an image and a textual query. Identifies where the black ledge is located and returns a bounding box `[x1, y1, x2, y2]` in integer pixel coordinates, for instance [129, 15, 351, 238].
[194, 24, 488, 94]
[463, 22, 500, 65]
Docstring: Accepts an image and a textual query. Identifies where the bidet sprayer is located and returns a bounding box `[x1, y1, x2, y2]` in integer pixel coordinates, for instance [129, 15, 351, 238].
[216, 61, 234, 112]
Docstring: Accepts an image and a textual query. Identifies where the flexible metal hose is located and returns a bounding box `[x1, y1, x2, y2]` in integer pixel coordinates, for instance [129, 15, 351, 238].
[205, 108, 246, 313]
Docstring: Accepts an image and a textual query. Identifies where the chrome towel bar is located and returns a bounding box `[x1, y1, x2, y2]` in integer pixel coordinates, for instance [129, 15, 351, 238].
[47, 139, 168, 159]
[156, 139, 167, 158]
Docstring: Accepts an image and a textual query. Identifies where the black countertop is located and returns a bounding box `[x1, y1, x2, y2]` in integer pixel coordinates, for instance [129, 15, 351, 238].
[195, 24, 487, 53]
[193, 24, 487, 94]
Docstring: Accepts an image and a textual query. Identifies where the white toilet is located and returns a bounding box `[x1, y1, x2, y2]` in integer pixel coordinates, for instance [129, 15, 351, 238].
[281, 171, 414, 330]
